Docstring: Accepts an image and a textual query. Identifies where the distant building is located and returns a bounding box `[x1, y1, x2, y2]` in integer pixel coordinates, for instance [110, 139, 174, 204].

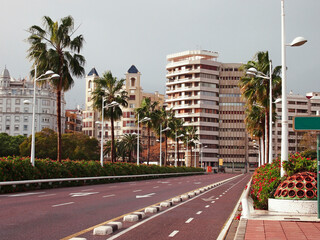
[65, 107, 82, 133]
[82, 66, 164, 151]
[273, 91, 320, 157]
[165, 50, 256, 172]
[0, 67, 65, 136]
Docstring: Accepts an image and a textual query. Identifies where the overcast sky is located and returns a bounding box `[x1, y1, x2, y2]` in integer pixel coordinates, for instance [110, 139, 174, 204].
[1, 0, 319, 109]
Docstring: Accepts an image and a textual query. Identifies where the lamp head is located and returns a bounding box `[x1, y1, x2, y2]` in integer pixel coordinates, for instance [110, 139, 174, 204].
[289, 36, 307, 47]
[23, 100, 31, 105]
[246, 67, 258, 77]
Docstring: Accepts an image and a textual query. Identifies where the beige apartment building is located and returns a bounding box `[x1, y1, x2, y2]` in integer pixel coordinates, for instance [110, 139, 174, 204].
[273, 91, 320, 158]
[82, 66, 164, 152]
[165, 50, 257, 172]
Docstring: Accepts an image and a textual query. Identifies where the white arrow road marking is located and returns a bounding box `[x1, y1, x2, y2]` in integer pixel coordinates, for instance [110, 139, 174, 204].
[69, 192, 99, 197]
[202, 196, 215, 202]
[8, 192, 46, 197]
[136, 193, 155, 198]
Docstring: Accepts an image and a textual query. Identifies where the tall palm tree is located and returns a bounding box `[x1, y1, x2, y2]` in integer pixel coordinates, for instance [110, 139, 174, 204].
[184, 126, 198, 167]
[92, 71, 128, 162]
[168, 117, 184, 166]
[27, 15, 85, 162]
[239, 51, 281, 163]
[135, 97, 159, 165]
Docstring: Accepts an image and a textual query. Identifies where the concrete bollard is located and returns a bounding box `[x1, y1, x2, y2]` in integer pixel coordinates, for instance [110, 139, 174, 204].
[160, 201, 173, 207]
[181, 195, 189, 200]
[145, 206, 161, 213]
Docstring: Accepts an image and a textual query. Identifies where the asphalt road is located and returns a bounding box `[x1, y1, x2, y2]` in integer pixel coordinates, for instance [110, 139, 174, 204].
[0, 173, 249, 240]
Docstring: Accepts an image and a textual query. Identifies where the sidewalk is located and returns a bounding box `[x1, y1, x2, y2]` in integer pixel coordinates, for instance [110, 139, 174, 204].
[234, 210, 320, 240]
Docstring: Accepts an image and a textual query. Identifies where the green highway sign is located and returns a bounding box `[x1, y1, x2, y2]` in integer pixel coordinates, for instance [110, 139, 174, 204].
[293, 116, 320, 131]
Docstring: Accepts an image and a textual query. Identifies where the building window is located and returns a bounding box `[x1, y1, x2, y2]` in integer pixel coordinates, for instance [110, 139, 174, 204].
[6, 116, 10, 122]
[129, 104, 135, 108]
[130, 77, 136, 87]
[15, 107, 20, 113]
[24, 116, 28, 122]
[15, 99, 20, 105]
[6, 99, 11, 105]
[15, 116, 20, 122]
[42, 100, 50, 106]
[14, 125, 19, 131]
[24, 108, 29, 113]
[23, 125, 28, 131]
[0, 99, 2, 104]
[129, 95, 136, 100]
[6, 125, 10, 130]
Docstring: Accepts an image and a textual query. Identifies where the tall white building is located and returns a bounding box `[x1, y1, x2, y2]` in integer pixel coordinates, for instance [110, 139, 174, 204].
[0, 67, 65, 136]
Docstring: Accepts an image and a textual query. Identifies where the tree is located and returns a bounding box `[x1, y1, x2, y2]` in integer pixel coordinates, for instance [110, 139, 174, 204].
[91, 71, 128, 162]
[121, 133, 138, 163]
[135, 97, 159, 165]
[0, 133, 26, 157]
[27, 15, 86, 162]
[183, 126, 199, 167]
[239, 51, 281, 163]
[299, 132, 317, 151]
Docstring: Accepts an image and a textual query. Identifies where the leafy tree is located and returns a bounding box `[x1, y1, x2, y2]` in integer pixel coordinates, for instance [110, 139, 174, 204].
[121, 133, 138, 163]
[0, 133, 26, 157]
[135, 97, 159, 165]
[239, 51, 281, 163]
[92, 71, 128, 162]
[27, 15, 86, 162]
[299, 132, 317, 151]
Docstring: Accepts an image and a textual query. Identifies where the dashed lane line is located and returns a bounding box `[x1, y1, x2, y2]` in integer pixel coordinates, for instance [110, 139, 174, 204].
[103, 194, 115, 198]
[169, 230, 179, 237]
[196, 211, 202, 215]
[38, 194, 56, 198]
[153, 186, 159, 189]
[133, 190, 142, 192]
[52, 202, 74, 208]
[185, 218, 194, 223]
[205, 205, 210, 208]
[211, 201, 215, 204]
[7, 192, 46, 197]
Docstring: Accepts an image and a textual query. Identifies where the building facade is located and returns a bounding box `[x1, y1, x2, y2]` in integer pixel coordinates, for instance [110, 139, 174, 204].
[0, 67, 65, 137]
[65, 108, 83, 133]
[165, 50, 256, 172]
[82, 66, 164, 149]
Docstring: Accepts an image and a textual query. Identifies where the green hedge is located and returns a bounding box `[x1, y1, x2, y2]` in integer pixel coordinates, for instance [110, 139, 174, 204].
[0, 156, 204, 193]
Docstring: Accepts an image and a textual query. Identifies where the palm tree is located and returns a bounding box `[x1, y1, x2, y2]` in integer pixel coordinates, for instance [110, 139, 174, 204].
[184, 126, 199, 167]
[92, 71, 128, 162]
[239, 51, 281, 163]
[135, 97, 159, 165]
[168, 117, 184, 166]
[27, 15, 85, 162]
[121, 133, 138, 163]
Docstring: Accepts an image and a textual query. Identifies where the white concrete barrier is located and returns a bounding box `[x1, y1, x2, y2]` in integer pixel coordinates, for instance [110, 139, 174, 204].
[188, 192, 195, 197]
[160, 201, 173, 207]
[181, 194, 189, 200]
[145, 206, 161, 213]
[172, 197, 182, 203]
[93, 226, 113, 235]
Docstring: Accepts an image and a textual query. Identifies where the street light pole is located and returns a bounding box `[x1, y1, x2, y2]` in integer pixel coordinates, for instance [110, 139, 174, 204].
[269, 61, 273, 164]
[137, 114, 151, 165]
[280, 0, 307, 177]
[174, 133, 184, 167]
[159, 125, 170, 167]
[28, 66, 59, 167]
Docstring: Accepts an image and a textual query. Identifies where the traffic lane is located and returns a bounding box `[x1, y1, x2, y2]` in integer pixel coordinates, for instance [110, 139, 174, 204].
[0, 174, 238, 240]
[109, 174, 250, 240]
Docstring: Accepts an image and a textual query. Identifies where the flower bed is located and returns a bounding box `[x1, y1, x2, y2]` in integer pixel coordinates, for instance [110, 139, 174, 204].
[0, 156, 203, 193]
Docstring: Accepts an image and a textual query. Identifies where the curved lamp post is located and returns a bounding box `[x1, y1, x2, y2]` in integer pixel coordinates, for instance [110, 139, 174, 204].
[159, 125, 171, 167]
[281, 0, 307, 177]
[174, 133, 184, 167]
[24, 67, 59, 167]
[246, 61, 273, 164]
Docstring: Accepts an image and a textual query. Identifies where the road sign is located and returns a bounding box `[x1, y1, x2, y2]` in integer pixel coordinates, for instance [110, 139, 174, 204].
[293, 116, 320, 131]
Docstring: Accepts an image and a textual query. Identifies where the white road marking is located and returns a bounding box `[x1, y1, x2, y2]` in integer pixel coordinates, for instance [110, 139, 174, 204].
[185, 218, 194, 223]
[205, 205, 210, 208]
[211, 201, 215, 204]
[103, 194, 115, 198]
[202, 196, 215, 202]
[169, 230, 179, 237]
[216, 198, 219, 200]
[194, 182, 201, 184]
[7, 192, 45, 197]
[133, 190, 142, 192]
[196, 211, 202, 215]
[69, 192, 99, 197]
[52, 202, 74, 207]
[136, 193, 155, 198]
[153, 186, 159, 189]
[219, 195, 223, 197]
[38, 194, 56, 198]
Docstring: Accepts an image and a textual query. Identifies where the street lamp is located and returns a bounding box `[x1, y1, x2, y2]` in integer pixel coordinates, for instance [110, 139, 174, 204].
[200, 145, 208, 169]
[159, 125, 171, 167]
[174, 133, 184, 167]
[137, 114, 151, 165]
[24, 67, 59, 167]
[246, 60, 273, 164]
[281, 0, 307, 177]
[97, 100, 119, 167]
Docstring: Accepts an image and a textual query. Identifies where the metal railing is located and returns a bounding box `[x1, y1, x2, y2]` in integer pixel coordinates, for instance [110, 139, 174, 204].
[0, 172, 204, 187]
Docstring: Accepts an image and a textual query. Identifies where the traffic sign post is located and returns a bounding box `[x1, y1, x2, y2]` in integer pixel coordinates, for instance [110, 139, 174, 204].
[293, 115, 320, 218]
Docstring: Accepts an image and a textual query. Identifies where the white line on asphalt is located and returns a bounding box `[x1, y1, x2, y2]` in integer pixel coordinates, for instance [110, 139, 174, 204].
[219, 195, 223, 197]
[153, 186, 159, 188]
[81, 188, 94, 191]
[169, 230, 179, 237]
[216, 198, 219, 200]
[133, 190, 142, 192]
[205, 205, 210, 208]
[196, 211, 202, 215]
[52, 202, 74, 207]
[211, 201, 215, 204]
[38, 194, 56, 198]
[103, 194, 115, 198]
[185, 218, 194, 223]
[7, 192, 46, 197]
